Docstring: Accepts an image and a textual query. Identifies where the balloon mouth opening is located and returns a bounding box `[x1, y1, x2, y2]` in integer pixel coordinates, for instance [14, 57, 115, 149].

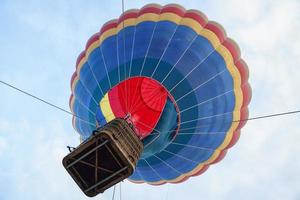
[97, 76, 180, 140]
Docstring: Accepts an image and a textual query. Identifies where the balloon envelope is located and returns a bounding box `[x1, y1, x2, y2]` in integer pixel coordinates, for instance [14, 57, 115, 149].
[70, 4, 251, 185]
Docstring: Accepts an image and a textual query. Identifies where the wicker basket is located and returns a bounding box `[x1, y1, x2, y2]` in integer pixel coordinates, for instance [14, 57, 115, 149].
[63, 118, 143, 197]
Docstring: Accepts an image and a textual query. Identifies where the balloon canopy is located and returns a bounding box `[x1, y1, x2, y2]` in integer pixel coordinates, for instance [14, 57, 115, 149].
[70, 3, 251, 185]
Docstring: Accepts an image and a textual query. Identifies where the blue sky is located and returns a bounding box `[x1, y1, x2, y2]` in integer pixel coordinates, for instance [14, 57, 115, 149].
[0, 0, 300, 199]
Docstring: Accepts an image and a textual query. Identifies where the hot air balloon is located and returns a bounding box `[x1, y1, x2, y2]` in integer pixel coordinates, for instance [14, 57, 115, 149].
[64, 3, 251, 196]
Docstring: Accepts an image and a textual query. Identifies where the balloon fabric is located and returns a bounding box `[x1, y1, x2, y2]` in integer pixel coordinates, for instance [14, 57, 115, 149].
[70, 4, 251, 185]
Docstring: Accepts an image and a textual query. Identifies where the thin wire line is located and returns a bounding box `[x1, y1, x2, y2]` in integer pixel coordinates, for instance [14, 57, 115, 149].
[166, 109, 300, 134]
[69, 91, 96, 115]
[0, 80, 95, 126]
[165, 184, 170, 200]
[136, 111, 300, 186]
[112, 184, 116, 200]
[119, 182, 122, 200]
[102, 87, 300, 134]
[236, 110, 300, 122]
[140, 108, 300, 149]
[121, 0, 129, 114]
[2, 80, 300, 133]
[71, 78, 98, 115]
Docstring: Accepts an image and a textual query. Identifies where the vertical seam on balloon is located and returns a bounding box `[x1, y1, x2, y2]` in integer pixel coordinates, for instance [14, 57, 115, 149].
[180, 111, 235, 124]
[72, 91, 96, 116]
[179, 89, 234, 113]
[129, 22, 137, 111]
[178, 131, 226, 135]
[143, 134, 160, 149]
[160, 33, 199, 84]
[127, 22, 137, 112]
[72, 77, 98, 116]
[168, 45, 224, 94]
[175, 69, 227, 102]
[149, 16, 184, 78]
[170, 142, 216, 151]
[85, 57, 105, 98]
[134, 117, 163, 133]
[116, 29, 121, 84]
[75, 65, 100, 106]
[124, 38, 129, 115]
[99, 44, 112, 89]
[130, 167, 143, 181]
[152, 154, 182, 176]
[73, 115, 97, 126]
[162, 149, 198, 164]
[128, 24, 137, 79]
[139, 13, 161, 76]
[74, 69, 103, 130]
[116, 30, 128, 116]
[142, 158, 166, 182]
